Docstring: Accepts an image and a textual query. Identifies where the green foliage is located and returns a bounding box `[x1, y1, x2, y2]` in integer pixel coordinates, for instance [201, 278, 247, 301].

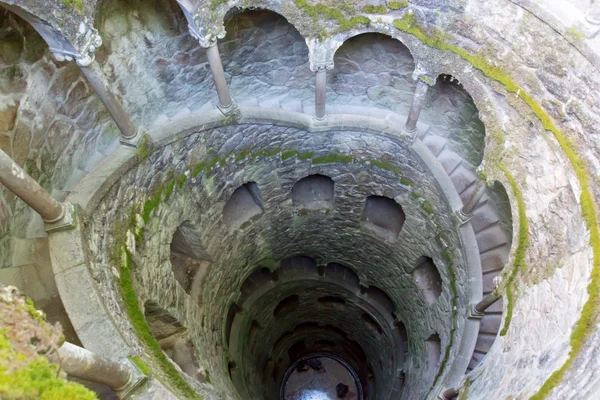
[362, 5, 388, 14]
[136, 134, 151, 161]
[281, 150, 298, 160]
[292, 0, 370, 34]
[176, 174, 187, 189]
[387, 0, 408, 9]
[298, 152, 315, 160]
[129, 356, 152, 376]
[497, 165, 529, 337]
[192, 162, 205, 178]
[312, 154, 353, 164]
[392, 13, 600, 397]
[369, 160, 403, 175]
[60, 0, 84, 12]
[117, 248, 201, 400]
[142, 189, 162, 224]
[0, 289, 96, 400]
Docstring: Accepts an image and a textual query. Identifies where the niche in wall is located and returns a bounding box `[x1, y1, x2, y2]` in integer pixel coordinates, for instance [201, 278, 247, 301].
[291, 174, 335, 211]
[412, 256, 442, 305]
[274, 295, 300, 318]
[361, 195, 405, 241]
[144, 301, 203, 381]
[317, 295, 346, 311]
[425, 333, 441, 377]
[223, 182, 264, 229]
[170, 221, 212, 303]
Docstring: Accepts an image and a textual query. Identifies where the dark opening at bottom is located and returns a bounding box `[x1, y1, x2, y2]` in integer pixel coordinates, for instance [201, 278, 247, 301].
[281, 353, 364, 400]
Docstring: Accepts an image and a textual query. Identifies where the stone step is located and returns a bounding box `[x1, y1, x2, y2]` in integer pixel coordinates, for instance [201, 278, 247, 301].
[421, 134, 448, 157]
[471, 203, 501, 234]
[477, 226, 510, 254]
[449, 165, 477, 195]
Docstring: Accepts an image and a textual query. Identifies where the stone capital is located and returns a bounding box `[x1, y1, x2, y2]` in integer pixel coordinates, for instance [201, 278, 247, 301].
[307, 38, 341, 72]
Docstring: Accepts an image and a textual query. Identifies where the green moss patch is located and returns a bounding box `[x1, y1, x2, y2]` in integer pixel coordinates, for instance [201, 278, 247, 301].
[118, 248, 201, 400]
[392, 12, 600, 398]
[292, 0, 371, 34]
[312, 154, 353, 164]
[363, 5, 388, 14]
[387, 0, 408, 10]
[497, 165, 528, 337]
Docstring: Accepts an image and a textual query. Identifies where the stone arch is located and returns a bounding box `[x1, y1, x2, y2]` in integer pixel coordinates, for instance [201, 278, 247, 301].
[418, 73, 487, 167]
[219, 8, 311, 110]
[93, 0, 204, 127]
[329, 32, 416, 116]
[144, 300, 203, 380]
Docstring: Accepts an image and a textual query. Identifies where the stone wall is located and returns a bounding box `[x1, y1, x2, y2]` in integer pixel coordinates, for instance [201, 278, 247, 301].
[0, 8, 118, 344]
[83, 123, 469, 400]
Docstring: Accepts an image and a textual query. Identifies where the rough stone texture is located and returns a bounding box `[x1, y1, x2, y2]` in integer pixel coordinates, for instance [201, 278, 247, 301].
[84, 124, 468, 400]
[222, 10, 313, 111]
[1, 0, 600, 398]
[0, 7, 118, 355]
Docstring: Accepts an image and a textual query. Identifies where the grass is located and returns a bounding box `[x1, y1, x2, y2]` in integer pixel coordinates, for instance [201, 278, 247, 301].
[392, 11, 600, 398]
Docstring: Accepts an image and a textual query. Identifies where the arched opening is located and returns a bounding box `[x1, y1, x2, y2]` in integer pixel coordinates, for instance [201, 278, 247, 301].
[425, 333, 441, 378]
[222, 182, 264, 229]
[419, 74, 486, 167]
[412, 256, 442, 305]
[220, 9, 311, 110]
[170, 221, 212, 303]
[330, 33, 415, 117]
[361, 195, 405, 241]
[291, 174, 334, 211]
[144, 300, 203, 380]
[94, 0, 204, 126]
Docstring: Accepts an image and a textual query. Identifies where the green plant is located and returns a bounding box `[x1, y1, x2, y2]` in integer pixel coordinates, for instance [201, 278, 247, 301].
[312, 154, 353, 164]
[136, 134, 151, 161]
[363, 5, 388, 14]
[387, 0, 408, 10]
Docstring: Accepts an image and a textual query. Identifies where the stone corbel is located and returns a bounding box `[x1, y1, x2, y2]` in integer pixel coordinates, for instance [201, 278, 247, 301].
[307, 38, 341, 72]
[176, 0, 226, 48]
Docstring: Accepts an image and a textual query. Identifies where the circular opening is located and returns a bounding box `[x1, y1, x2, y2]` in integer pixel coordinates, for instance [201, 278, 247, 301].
[281, 353, 364, 400]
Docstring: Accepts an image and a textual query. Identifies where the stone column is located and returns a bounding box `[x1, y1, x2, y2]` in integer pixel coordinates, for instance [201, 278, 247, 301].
[206, 44, 233, 111]
[475, 292, 501, 314]
[0, 148, 64, 223]
[459, 182, 487, 223]
[405, 80, 429, 134]
[49, 342, 147, 397]
[315, 67, 328, 121]
[78, 59, 138, 142]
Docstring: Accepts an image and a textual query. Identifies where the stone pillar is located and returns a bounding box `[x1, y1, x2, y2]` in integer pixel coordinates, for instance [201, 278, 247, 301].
[475, 292, 501, 314]
[0, 148, 64, 223]
[78, 59, 138, 142]
[405, 80, 429, 134]
[459, 182, 487, 222]
[315, 67, 327, 121]
[206, 44, 233, 112]
[49, 342, 147, 397]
